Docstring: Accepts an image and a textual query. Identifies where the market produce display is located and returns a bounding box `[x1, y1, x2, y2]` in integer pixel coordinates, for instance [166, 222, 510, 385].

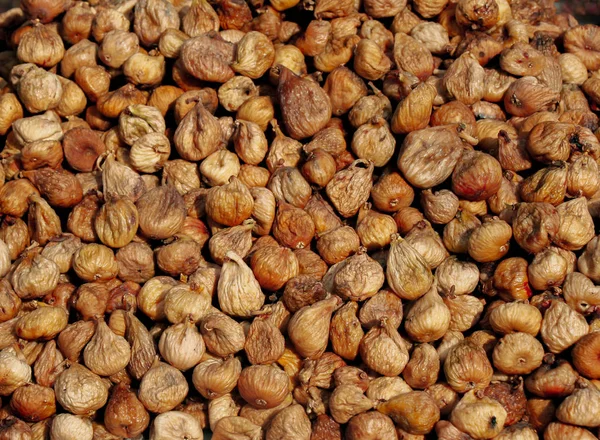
[0, 0, 599, 438]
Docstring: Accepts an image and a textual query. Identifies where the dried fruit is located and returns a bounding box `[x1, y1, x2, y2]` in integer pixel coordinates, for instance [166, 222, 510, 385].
[377, 391, 440, 435]
[17, 24, 64, 68]
[360, 319, 409, 377]
[449, 391, 507, 439]
[278, 66, 332, 139]
[540, 300, 589, 354]
[288, 296, 341, 359]
[444, 339, 493, 393]
[51, 414, 93, 440]
[238, 365, 290, 409]
[397, 126, 464, 189]
[387, 234, 433, 300]
[206, 177, 254, 227]
[0, 1, 598, 436]
[54, 363, 108, 415]
[16, 305, 67, 341]
[139, 361, 189, 413]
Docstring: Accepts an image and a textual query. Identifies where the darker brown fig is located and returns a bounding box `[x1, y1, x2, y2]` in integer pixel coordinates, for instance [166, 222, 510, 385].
[23, 168, 83, 208]
[136, 186, 187, 240]
[104, 383, 150, 438]
[277, 66, 332, 139]
[62, 128, 106, 172]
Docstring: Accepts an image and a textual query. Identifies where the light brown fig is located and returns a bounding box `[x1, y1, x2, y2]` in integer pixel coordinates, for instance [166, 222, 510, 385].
[237, 365, 290, 409]
[387, 234, 434, 300]
[377, 391, 440, 435]
[288, 296, 342, 359]
[360, 319, 410, 377]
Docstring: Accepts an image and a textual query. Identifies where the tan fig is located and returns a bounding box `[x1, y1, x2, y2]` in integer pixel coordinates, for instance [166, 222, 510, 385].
[192, 357, 242, 399]
[332, 250, 384, 301]
[212, 416, 262, 439]
[244, 318, 285, 365]
[251, 243, 299, 292]
[525, 356, 579, 398]
[238, 365, 290, 409]
[449, 390, 507, 439]
[567, 153, 599, 198]
[405, 221, 449, 269]
[206, 177, 254, 227]
[468, 217, 512, 263]
[451, 150, 502, 201]
[288, 296, 342, 359]
[24, 168, 82, 209]
[164, 284, 211, 324]
[10, 253, 60, 300]
[492, 332, 545, 375]
[391, 82, 437, 135]
[554, 197, 595, 251]
[268, 166, 311, 209]
[444, 340, 493, 393]
[356, 204, 397, 251]
[540, 300, 589, 354]
[218, 251, 265, 318]
[102, 154, 146, 204]
[393, 33, 433, 81]
[249, 187, 276, 236]
[266, 120, 303, 173]
[544, 422, 596, 440]
[17, 23, 65, 68]
[371, 170, 414, 213]
[528, 247, 569, 291]
[265, 404, 310, 440]
[27, 194, 62, 246]
[200, 312, 245, 357]
[103, 383, 150, 438]
[436, 256, 479, 296]
[83, 319, 131, 377]
[352, 117, 396, 167]
[403, 343, 440, 390]
[126, 312, 158, 381]
[16, 305, 68, 341]
[405, 286, 451, 343]
[174, 102, 223, 162]
[358, 289, 403, 330]
[329, 385, 374, 424]
[512, 202, 559, 254]
[94, 198, 139, 249]
[377, 391, 440, 435]
[0, 347, 32, 396]
[397, 126, 464, 189]
[232, 31, 275, 79]
[326, 159, 374, 218]
[273, 201, 315, 249]
[138, 361, 189, 413]
[233, 120, 267, 167]
[54, 363, 108, 415]
[134, 0, 180, 47]
[489, 301, 542, 336]
[150, 411, 203, 440]
[136, 186, 187, 240]
[360, 319, 410, 377]
[387, 234, 434, 300]
[330, 302, 363, 361]
[182, 0, 219, 36]
[159, 319, 205, 371]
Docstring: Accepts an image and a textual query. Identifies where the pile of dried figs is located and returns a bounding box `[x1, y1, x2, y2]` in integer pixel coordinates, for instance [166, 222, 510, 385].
[0, 0, 599, 437]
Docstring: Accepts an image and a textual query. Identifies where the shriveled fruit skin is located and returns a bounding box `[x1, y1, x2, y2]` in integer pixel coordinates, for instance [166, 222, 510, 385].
[7, 0, 600, 438]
